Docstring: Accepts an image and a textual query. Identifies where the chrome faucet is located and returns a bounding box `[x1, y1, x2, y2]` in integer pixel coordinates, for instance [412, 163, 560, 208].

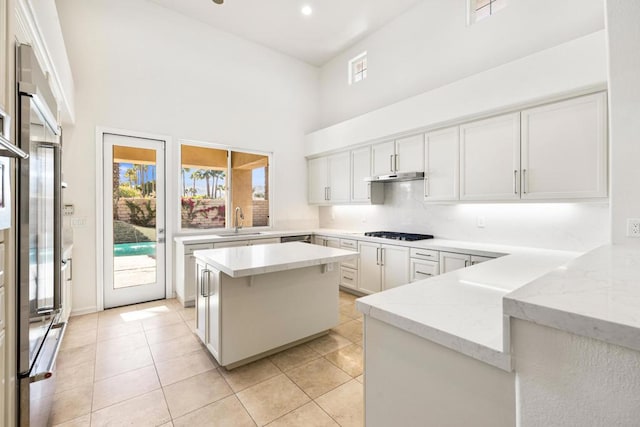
[234, 207, 244, 233]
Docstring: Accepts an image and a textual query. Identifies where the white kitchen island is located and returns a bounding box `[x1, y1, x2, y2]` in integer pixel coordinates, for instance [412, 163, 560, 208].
[193, 242, 357, 369]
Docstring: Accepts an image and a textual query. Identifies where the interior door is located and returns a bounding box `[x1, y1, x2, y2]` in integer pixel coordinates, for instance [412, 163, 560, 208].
[103, 133, 165, 308]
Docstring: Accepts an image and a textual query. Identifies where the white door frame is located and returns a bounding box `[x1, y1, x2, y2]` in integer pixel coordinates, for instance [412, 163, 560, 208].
[95, 127, 173, 311]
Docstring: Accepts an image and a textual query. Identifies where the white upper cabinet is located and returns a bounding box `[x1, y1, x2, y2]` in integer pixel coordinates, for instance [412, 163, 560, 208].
[0, 0, 6, 110]
[424, 127, 459, 201]
[372, 135, 424, 176]
[328, 151, 351, 203]
[308, 157, 328, 204]
[351, 146, 371, 202]
[395, 134, 424, 173]
[371, 141, 396, 176]
[521, 92, 608, 200]
[307, 152, 351, 205]
[351, 146, 384, 204]
[460, 113, 521, 201]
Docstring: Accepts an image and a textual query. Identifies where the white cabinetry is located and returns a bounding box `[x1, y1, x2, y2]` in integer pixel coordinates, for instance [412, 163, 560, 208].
[372, 134, 424, 176]
[313, 235, 340, 248]
[409, 248, 439, 282]
[213, 237, 280, 249]
[351, 146, 384, 204]
[176, 242, 214, 307]
[520, 92, 608, 200]
[439, 252, 495, 274]
[358, 242, 410, 293]
[195, 259, 220, 359]
[460, 113, 521, 201]
[424, 126, 459, 201]
[307, 152, 350, 204]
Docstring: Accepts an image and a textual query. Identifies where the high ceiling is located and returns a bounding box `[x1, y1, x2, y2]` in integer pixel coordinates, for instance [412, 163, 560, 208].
[147, 0, 423, 66]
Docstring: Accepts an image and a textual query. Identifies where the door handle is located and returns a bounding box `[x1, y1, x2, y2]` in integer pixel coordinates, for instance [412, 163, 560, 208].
[157, 237, 165, 243]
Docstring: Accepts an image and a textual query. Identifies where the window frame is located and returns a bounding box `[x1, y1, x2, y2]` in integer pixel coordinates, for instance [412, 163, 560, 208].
[348, 51, 368, 85]
[467, 0, 506, 25]
[177, 139, 273, 234]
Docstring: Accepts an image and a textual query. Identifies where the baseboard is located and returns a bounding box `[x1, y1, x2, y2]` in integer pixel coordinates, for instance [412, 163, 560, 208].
[70, 306, 98, 316]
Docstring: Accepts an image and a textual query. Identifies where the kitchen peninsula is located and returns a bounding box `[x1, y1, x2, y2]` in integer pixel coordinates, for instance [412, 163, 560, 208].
[192, 242, 357, 369]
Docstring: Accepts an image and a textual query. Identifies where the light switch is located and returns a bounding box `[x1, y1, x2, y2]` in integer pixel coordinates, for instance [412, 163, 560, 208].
[63, 204, 74, 216]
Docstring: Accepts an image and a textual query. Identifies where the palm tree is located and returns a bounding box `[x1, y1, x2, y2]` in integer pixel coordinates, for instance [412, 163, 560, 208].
[125, 167, 137, 187]
[191, 170, 204, 196]
[212, 171, 225, 199]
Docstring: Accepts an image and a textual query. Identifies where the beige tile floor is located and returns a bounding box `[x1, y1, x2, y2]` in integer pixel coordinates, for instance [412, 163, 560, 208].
[52, 291, 364, 426]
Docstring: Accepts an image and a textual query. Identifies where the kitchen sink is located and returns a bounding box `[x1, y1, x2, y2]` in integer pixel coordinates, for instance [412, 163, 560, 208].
[214, 231, 265, 237]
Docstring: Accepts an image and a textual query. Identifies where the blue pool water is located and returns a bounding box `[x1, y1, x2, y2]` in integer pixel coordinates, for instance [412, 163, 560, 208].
[114, 242, 156, 257]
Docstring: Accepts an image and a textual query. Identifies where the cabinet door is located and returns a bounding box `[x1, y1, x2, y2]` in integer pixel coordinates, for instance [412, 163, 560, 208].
[308, 157, 328, 204]
[184, 255, 197, 304]
[358, 242, 382, 294]
[439, 252, 470, 274]
[395, 134, 424, 173]
[371, 141, 396, 176]
[460, 113, 521, 201]
[327, 152, 351, 203]
[424, 127, 459, 201]
[194, 259, 207, 342]
[351, 146, 372, 202]
[205, 268, 220, 358]
[521, 92, 608, 200]
[381, 245, 410, 290]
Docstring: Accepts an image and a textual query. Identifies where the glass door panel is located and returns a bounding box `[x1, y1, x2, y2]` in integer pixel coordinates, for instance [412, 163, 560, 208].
[103, 134, 165, 308]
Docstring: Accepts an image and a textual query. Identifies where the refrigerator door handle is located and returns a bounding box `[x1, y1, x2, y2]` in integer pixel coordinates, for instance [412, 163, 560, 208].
[29, 321, 66, 383]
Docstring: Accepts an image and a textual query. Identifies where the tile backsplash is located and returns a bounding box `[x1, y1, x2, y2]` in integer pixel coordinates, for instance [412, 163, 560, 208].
[319, 181, 609, 252]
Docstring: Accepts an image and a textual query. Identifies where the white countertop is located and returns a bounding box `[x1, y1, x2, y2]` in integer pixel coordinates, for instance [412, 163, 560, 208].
[356, 247, 579, 371]
[193, 242, 358, 278]
[174, 229, 314, 244]
[504, 244, 640, 353]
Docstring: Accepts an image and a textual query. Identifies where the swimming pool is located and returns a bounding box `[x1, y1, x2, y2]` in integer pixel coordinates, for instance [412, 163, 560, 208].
[114, 242, 156, 257]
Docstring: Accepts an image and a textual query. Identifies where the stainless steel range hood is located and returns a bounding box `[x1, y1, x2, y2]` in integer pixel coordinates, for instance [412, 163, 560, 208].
[365, 171, 425, 182]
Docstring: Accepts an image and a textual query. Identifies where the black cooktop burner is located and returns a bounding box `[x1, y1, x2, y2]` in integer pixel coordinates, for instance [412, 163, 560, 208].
[364, 231, 434, 241]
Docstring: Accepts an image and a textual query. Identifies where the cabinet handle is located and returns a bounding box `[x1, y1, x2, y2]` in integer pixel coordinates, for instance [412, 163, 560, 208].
[390, 154, 394, 172]
[415, 271, 433, 276]
[206, 270, 213, 296]
[380, 248, 385, 266]
[513, 170, 518, 195]
[464, 260, 470, 267]
[343, 276, 354, 281]
[68, 258, 73, 281]
[200, 271, 206, 297]
[471, 261, 479, 266]
[394, 154, 399, 172]
[414, 252, 432, 257]
[424, 175, 429, 198]
[328, 187, 331, 200]
[522, 169, 527, 194]
[376, 247, 380, 265]
[367, 182, 371, 200]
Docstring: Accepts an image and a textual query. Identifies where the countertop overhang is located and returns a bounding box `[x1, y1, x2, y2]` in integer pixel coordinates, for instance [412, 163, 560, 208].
[193, 241, 358, 278]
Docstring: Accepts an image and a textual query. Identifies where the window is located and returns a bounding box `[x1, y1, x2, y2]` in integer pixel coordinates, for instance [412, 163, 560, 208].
[180, 143, 270, 230]
[348, 51, 367, 85]
[468, 0, 507, 24]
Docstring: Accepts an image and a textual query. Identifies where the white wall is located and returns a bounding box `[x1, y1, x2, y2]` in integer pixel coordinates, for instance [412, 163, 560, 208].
[512, 319, 640, 425]
[606, 0, 640, 245]
[318, 0, 604, 128]
[56, 0, 320, 313]
[306, 31, 608, 157]
[320, 182, 609, 252]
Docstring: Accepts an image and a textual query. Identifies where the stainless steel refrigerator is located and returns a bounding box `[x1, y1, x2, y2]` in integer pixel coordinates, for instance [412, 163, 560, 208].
[16, 43, 65, 427]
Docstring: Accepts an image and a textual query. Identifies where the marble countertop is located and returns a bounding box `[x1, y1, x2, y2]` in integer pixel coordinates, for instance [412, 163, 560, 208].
[504, 244, 640, 353]
[174, 229, 315, 244]
[356, 247, 579, 371]
[193, 241, 358, 278]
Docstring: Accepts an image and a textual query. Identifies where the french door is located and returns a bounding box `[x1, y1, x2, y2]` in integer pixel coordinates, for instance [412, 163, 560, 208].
[103, 133, 166, 308]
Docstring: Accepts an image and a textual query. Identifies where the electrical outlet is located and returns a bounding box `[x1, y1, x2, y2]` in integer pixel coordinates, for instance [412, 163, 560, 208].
[627, 219, 640, 237]
[477, 216, 486, 228]
[63, 204, 74, 216]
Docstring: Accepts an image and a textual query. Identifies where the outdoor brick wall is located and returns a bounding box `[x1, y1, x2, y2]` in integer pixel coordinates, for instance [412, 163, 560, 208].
[252, 200, 269, 226]
[182, 199, 226, 229]
[115, 198, 156, 226]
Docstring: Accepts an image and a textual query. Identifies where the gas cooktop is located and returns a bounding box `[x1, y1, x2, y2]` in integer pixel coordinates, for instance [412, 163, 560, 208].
[364, 231, 434, 241]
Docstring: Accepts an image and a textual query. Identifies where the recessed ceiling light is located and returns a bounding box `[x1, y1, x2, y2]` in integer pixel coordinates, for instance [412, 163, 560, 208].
[301, 5, 313, 16]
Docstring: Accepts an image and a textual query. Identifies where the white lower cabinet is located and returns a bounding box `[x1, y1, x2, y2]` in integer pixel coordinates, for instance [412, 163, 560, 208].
[358, 242, 410, 293]
[439, 252, 495, 274]
[178, 242, 214, 307]
[195, 259, 208, 343]
[410, 259, 439, 282]
[313, 235, 340, 248]
[195, 259, 221, 359]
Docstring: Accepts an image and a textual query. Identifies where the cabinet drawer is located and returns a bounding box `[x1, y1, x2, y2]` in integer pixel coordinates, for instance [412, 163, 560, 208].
[340, 239, 358, 250]
[185, 243, 214, 255]
[410, 248, 438, 261]
[340, 266, 358, 290]
[410, 259, 439, 282]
